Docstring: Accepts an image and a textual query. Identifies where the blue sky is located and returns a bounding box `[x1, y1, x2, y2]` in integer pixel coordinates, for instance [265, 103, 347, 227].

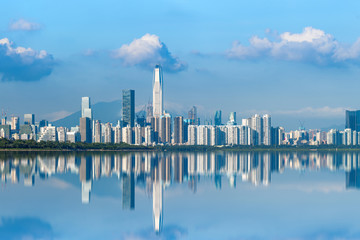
[1, 0, 360, 129]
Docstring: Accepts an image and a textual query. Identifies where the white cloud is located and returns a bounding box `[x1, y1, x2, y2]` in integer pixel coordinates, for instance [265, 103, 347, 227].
[0, 38, 55, 81]
[112, 34, 187, 72]
[227, 27, 360, 64]
[9, 19, 41, 31]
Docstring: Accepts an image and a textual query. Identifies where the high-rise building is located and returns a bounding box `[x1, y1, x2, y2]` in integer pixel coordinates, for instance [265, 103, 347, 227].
[159, 114, 171, 143]
[114, 124, 122, 144]
[122, 126, 133, 144]
[153, 65, 163, 117]
[151, 116, 160, 143]
[104, 123, 113, 143]
[94, 120, 102, 143]
[146, 102, 153, 123]
[1, 116, 7, 126]
[80, 117, 92, 143]
[24, 114, 35, 125]
[345, 110, 360, 132]
[251, 114, 263, 145]
[188, 106, 198, 125]
[188, 125, 197, 145]
[57, 127, 67, 142]
[11, 116, 19, 131]
[214, 110, 222, 126]
[122, 90, 135, 127]
[173, 116, 184, 144]
[262, 114, 271, 145]
[81, 97, 92, 119]
[38, 125, 57, 142]
[228, 112, 236, 125]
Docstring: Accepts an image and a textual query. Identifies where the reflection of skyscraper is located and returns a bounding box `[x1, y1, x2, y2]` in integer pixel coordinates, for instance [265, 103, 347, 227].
[153, 65, 163, 117]
[80, 156, 92, 204]
[122, 89, 135, 127]
[122, 172, 135, 210]
[153, 181, 163, 234]
[346, 169, 360, 189]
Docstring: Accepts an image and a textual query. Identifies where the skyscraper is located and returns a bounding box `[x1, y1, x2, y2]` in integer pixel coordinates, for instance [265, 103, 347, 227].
[80, 117, 92, 143]
[228, 112, 236, 125]
[188, 106, 198, 125]
[122, 89, 135, 127]
[94, 120, 102, 143]
[345, 110, 360, 132]
[262, 114, 271, 145]
[159, 114, 171, 143]
[24, 114, 35, 125]
[11, 116, 19, 131]
[173, 116, 184, 144]
[214, 110, 222, 126]
[81, 97, 92, 119]
[153, 65, 163, 117]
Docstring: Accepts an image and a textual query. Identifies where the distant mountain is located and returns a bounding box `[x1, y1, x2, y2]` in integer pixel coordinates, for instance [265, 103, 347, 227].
[52, 100, 122, 128]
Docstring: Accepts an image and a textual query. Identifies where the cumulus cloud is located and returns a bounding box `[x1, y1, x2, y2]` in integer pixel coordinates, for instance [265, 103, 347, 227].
[227, 27, 360, 64]
[9, 19, 41, 31]
[0, 38, 55, 81]
[112, 34, 187, 72]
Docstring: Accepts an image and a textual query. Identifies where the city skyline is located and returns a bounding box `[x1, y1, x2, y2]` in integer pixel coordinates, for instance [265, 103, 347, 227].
[1, 1, 360, 130]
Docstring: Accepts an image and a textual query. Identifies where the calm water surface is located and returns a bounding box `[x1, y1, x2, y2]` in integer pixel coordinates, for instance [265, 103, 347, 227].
[0, 151, 359, 240]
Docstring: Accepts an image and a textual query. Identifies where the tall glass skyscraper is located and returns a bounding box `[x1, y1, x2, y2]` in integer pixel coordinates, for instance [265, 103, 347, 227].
[81, 97, 92, 119]
[153, 65, 163, 117]
[122, 89, 135, 127]
[214, 110, 222, 126]
[346, 110, 360, 131]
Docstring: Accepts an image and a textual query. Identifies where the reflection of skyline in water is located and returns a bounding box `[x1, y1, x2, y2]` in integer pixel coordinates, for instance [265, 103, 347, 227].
[1, 151, 360, 233]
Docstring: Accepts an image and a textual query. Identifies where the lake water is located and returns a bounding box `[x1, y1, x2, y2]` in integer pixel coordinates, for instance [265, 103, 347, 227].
[0, 151, 359, 240]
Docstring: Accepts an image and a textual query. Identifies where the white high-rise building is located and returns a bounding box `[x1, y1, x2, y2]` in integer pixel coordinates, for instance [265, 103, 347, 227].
[197, 125, 210, 145]
[114, 125, 122, 144]
[144, 126, 153, 145]
[152, 65, 163, 117]
[263, 114, 271, 145]
[188, 125, 197, 145]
